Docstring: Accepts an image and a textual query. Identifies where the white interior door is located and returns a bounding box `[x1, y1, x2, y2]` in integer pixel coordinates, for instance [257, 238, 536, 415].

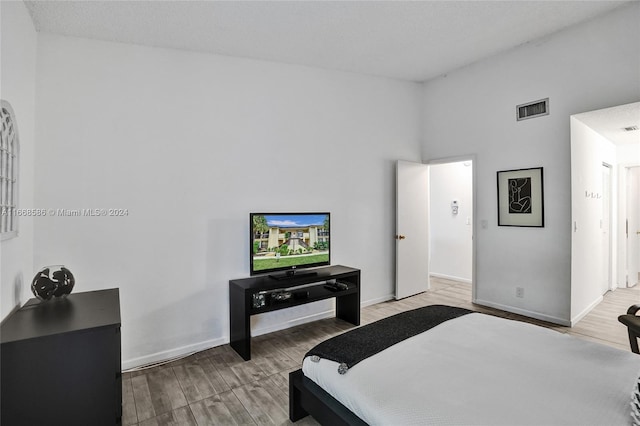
[396, 160, 429, 299]
[628, 166, 640, 287]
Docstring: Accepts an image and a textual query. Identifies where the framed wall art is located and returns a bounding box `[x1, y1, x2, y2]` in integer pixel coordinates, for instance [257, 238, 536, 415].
[497, 167, 544, 227]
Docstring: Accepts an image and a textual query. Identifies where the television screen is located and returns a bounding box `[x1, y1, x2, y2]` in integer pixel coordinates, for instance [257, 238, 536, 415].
[250, 212, 330, 276]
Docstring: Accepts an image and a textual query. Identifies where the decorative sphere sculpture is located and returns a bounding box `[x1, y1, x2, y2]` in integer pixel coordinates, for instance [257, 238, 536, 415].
[31, 266, 75, 301]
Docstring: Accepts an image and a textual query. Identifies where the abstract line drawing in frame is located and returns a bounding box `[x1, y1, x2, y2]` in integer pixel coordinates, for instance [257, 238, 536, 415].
[497, 167, 544, 227]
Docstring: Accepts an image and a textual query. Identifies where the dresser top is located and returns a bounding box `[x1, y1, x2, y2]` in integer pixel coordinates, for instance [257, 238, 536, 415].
[1, 288, 120, 344]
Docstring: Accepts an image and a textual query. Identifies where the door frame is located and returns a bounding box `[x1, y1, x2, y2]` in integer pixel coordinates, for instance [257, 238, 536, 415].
[602, 162, 613, 294]
[619, 164, 640, 287]
[426, 154, 477, 302]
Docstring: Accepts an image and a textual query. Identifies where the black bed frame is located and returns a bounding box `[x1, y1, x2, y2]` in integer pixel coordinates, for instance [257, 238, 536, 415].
[289, 369, 367, 425]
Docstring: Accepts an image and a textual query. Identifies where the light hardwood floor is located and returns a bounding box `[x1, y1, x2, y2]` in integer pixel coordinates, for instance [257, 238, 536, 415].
[121, 278, 640, 425]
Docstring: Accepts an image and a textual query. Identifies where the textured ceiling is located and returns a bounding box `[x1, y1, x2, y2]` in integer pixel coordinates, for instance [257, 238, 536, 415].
[23, 0, 630, 82]
[574, 103, 640, 146]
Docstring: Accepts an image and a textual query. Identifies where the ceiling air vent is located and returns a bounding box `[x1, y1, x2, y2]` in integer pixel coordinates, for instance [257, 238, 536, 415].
[623, 125, 639, 132]
[517, 98, 549, 121]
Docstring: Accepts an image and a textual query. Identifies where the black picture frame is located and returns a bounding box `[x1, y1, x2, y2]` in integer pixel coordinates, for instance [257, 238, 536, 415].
[497, 167, 544, 227]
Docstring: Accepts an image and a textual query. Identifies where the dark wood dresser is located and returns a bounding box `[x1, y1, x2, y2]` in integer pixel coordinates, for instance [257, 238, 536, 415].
[1, 288, 122, 425]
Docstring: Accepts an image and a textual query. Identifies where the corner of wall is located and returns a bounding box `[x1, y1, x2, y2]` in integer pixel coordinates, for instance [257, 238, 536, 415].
[0, 0, 37, 320]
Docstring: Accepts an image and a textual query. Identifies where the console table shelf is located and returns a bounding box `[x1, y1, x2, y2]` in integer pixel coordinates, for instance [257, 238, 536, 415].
[229, 265, 360, 360]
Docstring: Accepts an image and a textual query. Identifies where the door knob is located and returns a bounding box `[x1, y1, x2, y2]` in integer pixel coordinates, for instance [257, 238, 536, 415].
[396, 235, 406, 240]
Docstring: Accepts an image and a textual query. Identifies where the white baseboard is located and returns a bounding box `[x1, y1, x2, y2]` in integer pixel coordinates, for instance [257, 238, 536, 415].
[252, 293, 395, 335]
[122, 295, 393, 370]
[362, 294, 394, 307]
[122, 336, 228, 371]
[252, 310, 336, 337]
[123, 311, 336, 370]
[429, 272, 472, 284]
[569, 295, 603, 326]
[473, 298, 571, 327]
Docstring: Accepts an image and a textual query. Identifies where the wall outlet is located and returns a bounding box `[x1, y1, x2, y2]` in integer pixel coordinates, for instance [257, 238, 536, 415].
[516, 287, 524, 298]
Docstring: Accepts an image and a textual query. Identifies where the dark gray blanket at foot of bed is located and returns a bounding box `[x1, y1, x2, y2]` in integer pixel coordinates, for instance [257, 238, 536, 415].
[305, 304, 473, 374]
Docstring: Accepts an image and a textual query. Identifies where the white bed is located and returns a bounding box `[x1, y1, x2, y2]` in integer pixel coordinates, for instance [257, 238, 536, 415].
[301, 312, 640, 425]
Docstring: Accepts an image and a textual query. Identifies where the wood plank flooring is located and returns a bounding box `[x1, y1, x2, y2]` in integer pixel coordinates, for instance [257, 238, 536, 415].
[122, 278, 640, 425]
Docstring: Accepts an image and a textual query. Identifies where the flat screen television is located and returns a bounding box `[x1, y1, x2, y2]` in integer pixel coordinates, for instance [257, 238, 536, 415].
[250, 212, 330, 278]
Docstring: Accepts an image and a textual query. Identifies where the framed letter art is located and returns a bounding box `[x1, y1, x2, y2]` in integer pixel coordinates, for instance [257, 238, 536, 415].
[497, 167, 544, 227]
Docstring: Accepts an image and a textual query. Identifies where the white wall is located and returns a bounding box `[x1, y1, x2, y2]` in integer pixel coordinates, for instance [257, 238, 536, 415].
[429, 161, 472, 282]
[421, 2, 640, 324]
[617, 144, 640, 164]
[0, 1, 36, 320]
[570, 117, 616, 323]
[34, 34, 422, 368]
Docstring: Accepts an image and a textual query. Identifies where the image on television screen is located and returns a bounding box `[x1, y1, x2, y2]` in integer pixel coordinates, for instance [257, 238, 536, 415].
[251, 213, 330, 274]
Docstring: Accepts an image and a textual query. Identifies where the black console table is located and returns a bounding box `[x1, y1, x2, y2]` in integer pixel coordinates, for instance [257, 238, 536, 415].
[1, 288, 122, 426]
[229, 265, 360, 360]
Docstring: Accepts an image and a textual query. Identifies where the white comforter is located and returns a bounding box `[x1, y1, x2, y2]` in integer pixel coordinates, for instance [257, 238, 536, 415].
[302, 312, 640, 425]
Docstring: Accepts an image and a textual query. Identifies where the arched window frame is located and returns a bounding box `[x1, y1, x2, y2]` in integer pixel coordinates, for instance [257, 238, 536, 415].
[1, 100, 20, 240]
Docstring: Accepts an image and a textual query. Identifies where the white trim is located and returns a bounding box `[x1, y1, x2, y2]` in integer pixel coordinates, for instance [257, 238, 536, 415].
[252, 309, 336, 337]
[570, 295, 604, 326]
[362, 294, 394, 307]
[251, 293, 395, 336]
[619, 164, 640, 288]
[122, 336, 228, 371]
[122, 295, 394, 369]
[429, 272, 472, 284]
[473, 298, 571, 327]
